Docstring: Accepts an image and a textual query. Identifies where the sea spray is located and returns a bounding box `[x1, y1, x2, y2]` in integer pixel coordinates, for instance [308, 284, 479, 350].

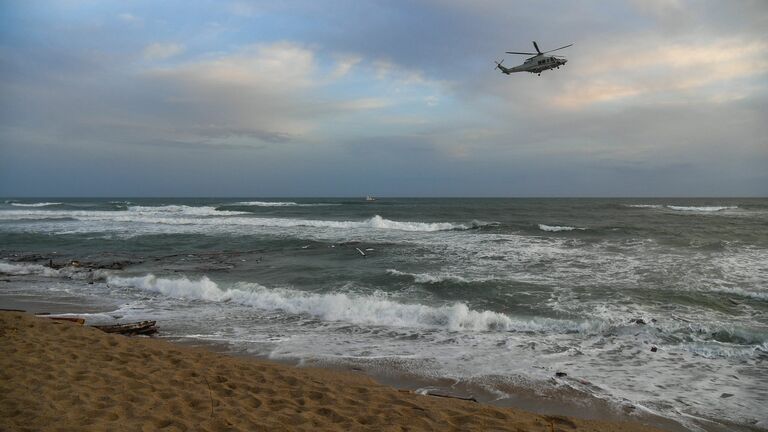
[106, 273, 592, 333]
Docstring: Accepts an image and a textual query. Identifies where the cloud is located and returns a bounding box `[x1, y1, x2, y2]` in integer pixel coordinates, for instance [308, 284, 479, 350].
[118, 13, 142, 25]
[143, 42, 185, 61]
[549, 37, 768, 109]
[151, 42, 316, 89]
[330, 55, 361, 79]
[2, 0, 766, 196]
[141, 41, 447, 143]
[227, 1, 262, 17]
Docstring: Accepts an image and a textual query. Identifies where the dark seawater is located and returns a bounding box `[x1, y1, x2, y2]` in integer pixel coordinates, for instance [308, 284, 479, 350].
[1, 198, 766, 430]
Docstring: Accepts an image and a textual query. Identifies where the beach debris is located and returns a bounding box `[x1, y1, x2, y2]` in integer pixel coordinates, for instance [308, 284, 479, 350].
[650, 346, 658, 352]
[720, 393, 734, 398]
[355, 247, 367, 258]
[92, 320, 158, 336]
[555, 372, 567, 377]
[631, 318, 646, 325]
[424, 391, 478, 403]
[47, 316, 85, 325]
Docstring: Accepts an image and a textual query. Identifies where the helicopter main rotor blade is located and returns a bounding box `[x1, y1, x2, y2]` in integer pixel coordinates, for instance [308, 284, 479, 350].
[532, 41, 542, 54]
[505, 51, 537, 55]
[542, 43, 573, 54]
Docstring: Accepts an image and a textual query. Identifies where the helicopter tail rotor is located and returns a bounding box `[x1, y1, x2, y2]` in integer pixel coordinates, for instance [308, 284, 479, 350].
[494, 59, 511, 74]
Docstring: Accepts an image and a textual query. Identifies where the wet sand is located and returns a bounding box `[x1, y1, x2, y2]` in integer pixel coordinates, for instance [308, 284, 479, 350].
[0, 311, 666, 432]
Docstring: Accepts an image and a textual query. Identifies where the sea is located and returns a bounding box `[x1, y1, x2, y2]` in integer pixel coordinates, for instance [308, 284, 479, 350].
[1, 198, 766, 431]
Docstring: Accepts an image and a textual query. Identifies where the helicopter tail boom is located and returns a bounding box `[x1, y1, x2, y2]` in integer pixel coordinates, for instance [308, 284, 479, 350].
[495, 59, 513, 74]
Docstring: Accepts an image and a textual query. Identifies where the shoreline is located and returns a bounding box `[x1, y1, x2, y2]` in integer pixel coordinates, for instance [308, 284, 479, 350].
[0, 311, 675, 432]
[0, 293, 685, 429]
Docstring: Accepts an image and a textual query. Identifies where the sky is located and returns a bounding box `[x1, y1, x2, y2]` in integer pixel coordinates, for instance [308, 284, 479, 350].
[0, 0, 766, 197]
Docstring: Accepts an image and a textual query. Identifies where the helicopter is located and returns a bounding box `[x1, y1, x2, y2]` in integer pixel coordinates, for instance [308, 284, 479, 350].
[496, 41, 573, 76]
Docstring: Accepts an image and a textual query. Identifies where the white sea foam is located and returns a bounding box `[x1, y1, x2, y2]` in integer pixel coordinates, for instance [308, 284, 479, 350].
[0, 207, 472, 233]
[625, 204, 663, 209]
[666, 205, 738, 212]
[106, 273, 591, 333]
[233, 201, 336, 207]
[127, 205, 246, 216]
[388, 269, 467, 284]
[625, 204, 738, 212]
[0, 261, 61, 277]
[0, 261, 111, 280]
[10, 202, 62, 207]
[386, 269, 497, 284]
[538, 224, 583, 232]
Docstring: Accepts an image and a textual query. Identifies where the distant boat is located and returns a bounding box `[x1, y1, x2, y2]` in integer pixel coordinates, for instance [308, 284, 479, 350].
[365, 196, 376, 202]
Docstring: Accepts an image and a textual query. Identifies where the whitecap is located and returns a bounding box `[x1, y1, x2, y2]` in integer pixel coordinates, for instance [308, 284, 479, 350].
[10, 202, 62, 207]
[538, 224, 584, 232]
[666, 205, 738, 212]
[107, 273, 593, 333]
[625, 204, 663, 209]
[0, 261, 61, 277]
[386, 269, 497, 284]
[233, 201, 337, 207]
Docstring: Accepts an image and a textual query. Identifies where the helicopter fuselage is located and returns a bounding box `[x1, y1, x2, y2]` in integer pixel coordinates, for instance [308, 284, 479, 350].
[498, 55, 567, 75]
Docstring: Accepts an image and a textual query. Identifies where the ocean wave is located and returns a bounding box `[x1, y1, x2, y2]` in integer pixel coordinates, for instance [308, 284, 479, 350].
[116, 214, 477, 232]
[106, 273, 591, 333]
[706, 286, 768, 301]
[0, 261, 62, 277]
[682, 341, 768, 359]
[387, 269, 497, 284]
[626, 204, 738, 212]
[10, 202, 62, 207]
[387, 269, 469, 284]
[0, 207, 476, 233]
[625, 204, 663, 209]
[232, 201, 337, 207]
[0, 261, 110, 280]
[538, 224, 584, 232]
[666, 205, 738, 212]
[126, 205, 246, 216]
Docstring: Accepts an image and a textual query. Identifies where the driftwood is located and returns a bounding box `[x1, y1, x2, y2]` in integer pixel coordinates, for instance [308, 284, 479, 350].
[46, 316, 86, 325]
[424, 392, 478, 403]
[92, 320, 158, 336]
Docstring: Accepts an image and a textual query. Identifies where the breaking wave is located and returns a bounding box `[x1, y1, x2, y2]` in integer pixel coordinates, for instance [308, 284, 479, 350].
[666, 206, 738, 212]
[626, 204, 738, 212]
[538, 224, 584, 232]
[106, 273, 591, 333]
[625, 204, 663, 209]
[0, 261, 61, 277]
[126, 205, 246, 216]
[0, 206, 480, 232]
[0, 261, 110, 280]
[10, 202, 62, 207]
[386, 269, 496, 284]
[232, 201, 337, 207]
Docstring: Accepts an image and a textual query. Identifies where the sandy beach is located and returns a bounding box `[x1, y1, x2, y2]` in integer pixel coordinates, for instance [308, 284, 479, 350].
[0, 311, 668, 432]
